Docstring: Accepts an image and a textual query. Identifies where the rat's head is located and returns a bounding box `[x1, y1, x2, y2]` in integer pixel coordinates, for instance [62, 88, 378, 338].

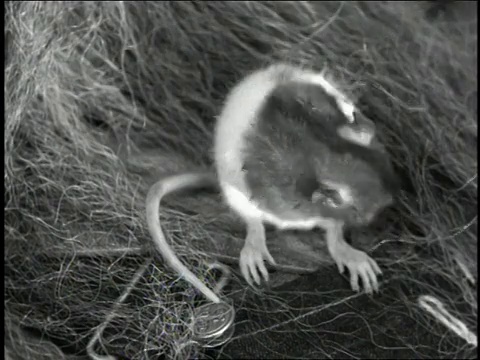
[306, 141, 399, 226]
[269, 76, 378, 148]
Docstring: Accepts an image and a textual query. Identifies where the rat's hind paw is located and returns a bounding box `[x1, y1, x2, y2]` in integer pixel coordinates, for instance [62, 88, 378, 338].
[332, 247, 382, 294]
[239, 241, 276, 286]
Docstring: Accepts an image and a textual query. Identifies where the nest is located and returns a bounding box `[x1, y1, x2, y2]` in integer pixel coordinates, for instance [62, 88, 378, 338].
[5, 1, 477, 359]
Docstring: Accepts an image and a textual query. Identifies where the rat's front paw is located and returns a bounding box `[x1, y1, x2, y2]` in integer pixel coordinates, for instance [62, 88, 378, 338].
[239, 242, 276, 286]
[332, 247, 382, 294]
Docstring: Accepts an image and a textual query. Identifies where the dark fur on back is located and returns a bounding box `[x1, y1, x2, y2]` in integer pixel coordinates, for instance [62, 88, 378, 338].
[241, 80, 399, 222]
[267, 81, 344, 139]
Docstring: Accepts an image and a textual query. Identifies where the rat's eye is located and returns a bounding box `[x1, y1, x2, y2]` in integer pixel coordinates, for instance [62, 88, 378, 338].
[323, 188, 344, 207]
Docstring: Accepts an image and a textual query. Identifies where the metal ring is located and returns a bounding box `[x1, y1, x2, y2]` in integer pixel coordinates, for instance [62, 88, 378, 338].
[191, 301, 235, 347]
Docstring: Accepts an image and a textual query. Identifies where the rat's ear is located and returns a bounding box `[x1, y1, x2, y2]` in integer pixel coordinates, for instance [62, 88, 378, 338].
[312, 188, 342, 207]
[311, 189, 326, 204]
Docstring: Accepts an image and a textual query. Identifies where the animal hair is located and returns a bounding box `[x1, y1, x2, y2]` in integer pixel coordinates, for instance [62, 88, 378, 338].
[241, 78, 398, 224]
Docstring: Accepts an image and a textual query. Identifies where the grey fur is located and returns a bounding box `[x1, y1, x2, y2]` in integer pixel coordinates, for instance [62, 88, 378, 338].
[242, 80, 397, 226]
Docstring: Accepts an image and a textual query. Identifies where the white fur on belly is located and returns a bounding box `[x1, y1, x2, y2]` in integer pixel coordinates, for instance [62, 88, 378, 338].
[223, 184, 336, 231]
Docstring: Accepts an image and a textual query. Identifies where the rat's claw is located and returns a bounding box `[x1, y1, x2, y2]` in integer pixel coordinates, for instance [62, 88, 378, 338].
[332, 247, 381, 294]
[239, 254, 252, 286]
[359, 265, 374, 294]
[350, 268, 360, 292]
[365, 259, 380, 293]
[335, 260, 346, 274]
[257, 259, 269, 283]
[265, 249, 276, 266]
[370, 257, 383, 275]
[239, 242, 274, 286]
[248, 252, 262, 285]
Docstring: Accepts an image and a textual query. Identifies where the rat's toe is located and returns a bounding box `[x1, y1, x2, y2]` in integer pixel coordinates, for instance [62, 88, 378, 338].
[248, 258, 261, 285]
[266, 250, 276, 266]
[335, 259, 345, 274]
[240, 259, 251, 285]
[369, 258, 382, 275]
[258, 261, 269, 282]
[350, 270, 360, 292]
[368, 266, 379, 292]
[361, 270, 373, 294]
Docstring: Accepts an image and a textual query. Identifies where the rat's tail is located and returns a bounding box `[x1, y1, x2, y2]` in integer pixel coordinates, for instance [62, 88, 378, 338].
[145, 172, 222, 303]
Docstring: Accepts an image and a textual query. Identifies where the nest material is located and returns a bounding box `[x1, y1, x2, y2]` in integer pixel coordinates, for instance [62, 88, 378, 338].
[4, 1, 477, 359]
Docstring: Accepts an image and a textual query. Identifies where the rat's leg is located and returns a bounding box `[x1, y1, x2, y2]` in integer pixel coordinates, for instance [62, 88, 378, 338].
[325, 223, 382, 294]
[239, 217, 276, 286]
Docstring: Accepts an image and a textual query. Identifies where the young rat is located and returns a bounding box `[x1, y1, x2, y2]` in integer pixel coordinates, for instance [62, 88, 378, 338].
[216, 64, 398, 292]
[146, 63, 396, 304]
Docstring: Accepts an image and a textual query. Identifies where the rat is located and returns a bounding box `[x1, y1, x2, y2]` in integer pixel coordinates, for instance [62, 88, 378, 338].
[146, 63, 398, 304]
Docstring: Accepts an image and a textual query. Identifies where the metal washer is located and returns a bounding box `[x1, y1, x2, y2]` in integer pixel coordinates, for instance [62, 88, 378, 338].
[192, 302, 235, 347]
[201, 321, 235, 348]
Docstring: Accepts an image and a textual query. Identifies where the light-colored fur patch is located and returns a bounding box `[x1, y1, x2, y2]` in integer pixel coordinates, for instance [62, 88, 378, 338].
[337, 126, 373, 147]
[321, 180, 355, 206]
[223, 184, 336, 230]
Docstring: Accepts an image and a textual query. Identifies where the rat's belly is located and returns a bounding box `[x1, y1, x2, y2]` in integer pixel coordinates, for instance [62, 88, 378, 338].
[222, 184, 335, 231]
